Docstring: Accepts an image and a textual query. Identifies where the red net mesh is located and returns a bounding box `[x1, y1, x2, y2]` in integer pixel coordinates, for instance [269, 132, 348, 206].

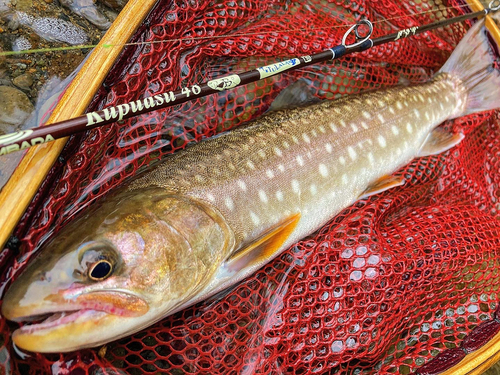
[2, 0, 500, 374]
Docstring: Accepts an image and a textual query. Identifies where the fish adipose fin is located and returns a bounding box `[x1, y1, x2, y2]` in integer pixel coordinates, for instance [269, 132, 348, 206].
[359, 175, 405, 199]
[226, 213, 301, 273]
[439, 14, 500, 117]
[418, 128, 465, 157]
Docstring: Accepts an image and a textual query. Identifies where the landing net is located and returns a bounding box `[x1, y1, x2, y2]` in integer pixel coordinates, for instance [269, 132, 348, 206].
[2, 0, 500, 374]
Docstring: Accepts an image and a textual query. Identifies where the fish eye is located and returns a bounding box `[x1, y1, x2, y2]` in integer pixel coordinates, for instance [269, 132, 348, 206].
[89, 260, 113, 281]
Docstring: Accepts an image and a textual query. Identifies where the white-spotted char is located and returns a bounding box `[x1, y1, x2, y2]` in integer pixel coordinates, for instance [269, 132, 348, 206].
[3, 15, 500, 353]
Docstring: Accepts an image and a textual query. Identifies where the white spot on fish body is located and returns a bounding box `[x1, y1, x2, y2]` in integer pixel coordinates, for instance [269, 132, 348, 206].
[292, 180, 300, 193]
[425, 112, 430, 120]
[247, 161, 255, 170]
[389, 106, 395, 114]
[362, 111, 372, 120]
[361, 122, 368, 129]
[367, 152, 375, 164]
[319, 126, 326, 133]
[258, 150, 266, 158]
[330, 123, 339, 133]
[418, 94, 425, 102]
[276, 190, 284, 201]
[266, 169, 275, 179]
[396, 101, 403, 110]
[377, 100, 385, 108]
[292, 136, 299, 144]
[325, 143, 333, 153]
[339, 156, 346, 165]
[310, 184, 318, 195]
[378, 135, 386, 148]
[296, 156, 304, 166]
[391, 126, 399, 135]
[377, 114, 385, 123]
[413, 109, 420, 118]
[302, 133, 311, 143]
[348, 146, 357, 160]
[238, 180, 247, 191]
[342, 174, 348, 184]
[274, 147, 282, 157]
[428, 97, 433, 104]
[282, 141, 290, 149]
[250, 212, 260, 225]
[351, 123, 359, 132]
[366, 99, 373, 105]
[259, 190, 268, 203]
[225, 197, 234, 210]
[445, 96, 450, 103]
[439, 103, 444, 110]
[340, 120, 346, 127]
[406, 123, 413, 134]
[312, 130, 318, 137]
[278, 164, 285, 172]
[319, 164, 328, 177]
[206, 193, 216, 202]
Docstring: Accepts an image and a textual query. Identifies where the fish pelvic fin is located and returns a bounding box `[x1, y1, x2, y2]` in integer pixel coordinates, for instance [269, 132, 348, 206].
[359, 175, 405, 200]
[418, 128, 465, 157]
[439, 14, 500, 117]
[227, 213, 301, 273]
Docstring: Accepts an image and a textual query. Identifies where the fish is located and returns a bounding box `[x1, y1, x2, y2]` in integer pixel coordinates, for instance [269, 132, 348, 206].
[2, 16, 500, 353]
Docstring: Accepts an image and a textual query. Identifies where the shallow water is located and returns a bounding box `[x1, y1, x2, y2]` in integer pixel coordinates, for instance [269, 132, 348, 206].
[0, 0, 127, 191]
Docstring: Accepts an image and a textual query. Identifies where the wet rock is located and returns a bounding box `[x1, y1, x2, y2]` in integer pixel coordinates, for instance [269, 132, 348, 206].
[100, 0, 128, 11]
[60, 0, 111, 29]
[13, 73, 33, 90]
[0, 85, 34, 134]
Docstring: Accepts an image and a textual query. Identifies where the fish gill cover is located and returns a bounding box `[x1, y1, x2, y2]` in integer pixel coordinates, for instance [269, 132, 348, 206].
[1, 0, 500, 374]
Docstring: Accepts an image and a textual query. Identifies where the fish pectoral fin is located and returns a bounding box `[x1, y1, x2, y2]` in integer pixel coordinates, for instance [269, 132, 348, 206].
[418, 128, 465, 157]
[359, 175, 405, 199]
[226, 213, 301, 273]
[269, 79, 321, 112]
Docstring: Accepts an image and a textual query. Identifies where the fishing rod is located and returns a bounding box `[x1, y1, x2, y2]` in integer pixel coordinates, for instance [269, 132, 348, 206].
[1, 1, 499, 156]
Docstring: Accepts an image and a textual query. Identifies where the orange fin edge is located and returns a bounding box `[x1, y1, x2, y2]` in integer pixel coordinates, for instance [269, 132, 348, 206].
[359, 175, 404, 199]
[227, 213, 301, 272]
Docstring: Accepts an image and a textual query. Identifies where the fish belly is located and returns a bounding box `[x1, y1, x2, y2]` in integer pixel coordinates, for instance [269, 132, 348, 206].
[130, 74, 463, 254]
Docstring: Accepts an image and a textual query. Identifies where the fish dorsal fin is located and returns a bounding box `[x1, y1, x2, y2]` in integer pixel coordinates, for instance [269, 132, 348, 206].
[418, 128, 465, 157]
[226, 213, 301, 273]
[359, 175, 404, 199]
[269, 80, 321, 112]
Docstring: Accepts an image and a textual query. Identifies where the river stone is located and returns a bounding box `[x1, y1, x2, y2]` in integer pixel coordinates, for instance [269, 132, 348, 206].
[0, 85, 34, 134]
[13, 73, 33, 90]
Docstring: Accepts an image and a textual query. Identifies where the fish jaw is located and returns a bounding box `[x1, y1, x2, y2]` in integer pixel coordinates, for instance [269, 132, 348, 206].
[3, 287, 150, 353]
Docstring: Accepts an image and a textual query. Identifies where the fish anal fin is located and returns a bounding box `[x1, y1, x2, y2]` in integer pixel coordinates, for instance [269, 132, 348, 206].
[227, 213, 301, 272]
[418, 128, 465, 157]
[359, 175, 404, 199]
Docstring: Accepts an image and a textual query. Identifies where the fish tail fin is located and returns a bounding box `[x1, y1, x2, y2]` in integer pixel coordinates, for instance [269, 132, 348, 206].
[439, 14, 500, 117]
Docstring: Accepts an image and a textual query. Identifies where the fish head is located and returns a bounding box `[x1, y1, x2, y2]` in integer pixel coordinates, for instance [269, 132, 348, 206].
[2, 187, 232, 352]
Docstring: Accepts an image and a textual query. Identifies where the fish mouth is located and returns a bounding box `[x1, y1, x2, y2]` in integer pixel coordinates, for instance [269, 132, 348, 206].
[4, 290, 150, 352]
[15, 309, 107, 335]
